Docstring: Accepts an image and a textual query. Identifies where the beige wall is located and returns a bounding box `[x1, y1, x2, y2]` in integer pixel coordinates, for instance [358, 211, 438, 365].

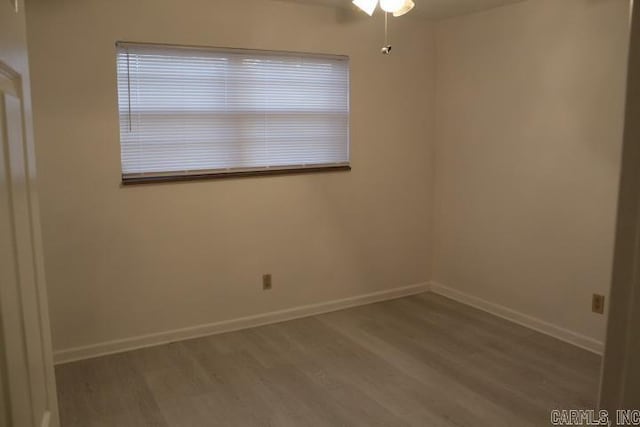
[433, 0, 630, 346]
[26, 0, 631, 357]
[25, 0, 435, 353]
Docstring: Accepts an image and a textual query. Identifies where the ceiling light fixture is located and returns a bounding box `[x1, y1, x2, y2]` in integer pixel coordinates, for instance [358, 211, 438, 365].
[352, 0, 377, 16]
[391, 0, 415, 17]
[380, 0, 404, 13]
[353, 0, 415, 17]
[353, 0, 415, 55]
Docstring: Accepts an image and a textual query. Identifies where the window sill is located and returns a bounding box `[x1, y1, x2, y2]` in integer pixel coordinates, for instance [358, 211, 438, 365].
[121, 164, 351, 186]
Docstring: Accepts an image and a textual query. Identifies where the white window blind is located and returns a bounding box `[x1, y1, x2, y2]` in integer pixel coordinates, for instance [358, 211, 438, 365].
[116, 42, 350, 182]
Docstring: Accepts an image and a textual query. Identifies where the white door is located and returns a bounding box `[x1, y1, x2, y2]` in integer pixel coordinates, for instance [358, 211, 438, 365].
[0, 34, 59, 427]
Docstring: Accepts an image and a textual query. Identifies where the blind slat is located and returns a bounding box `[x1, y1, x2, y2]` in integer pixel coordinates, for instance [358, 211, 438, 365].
[116, 43, 350, 176]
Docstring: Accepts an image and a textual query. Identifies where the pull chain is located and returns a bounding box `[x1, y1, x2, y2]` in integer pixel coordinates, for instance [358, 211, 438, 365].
[385, 12, 388, 46]
[382, 12, 392, 54]
[126, 49, 132, 131]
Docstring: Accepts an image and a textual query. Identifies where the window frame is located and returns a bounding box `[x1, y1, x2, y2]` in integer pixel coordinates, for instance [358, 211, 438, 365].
[115, 41, 351, 185]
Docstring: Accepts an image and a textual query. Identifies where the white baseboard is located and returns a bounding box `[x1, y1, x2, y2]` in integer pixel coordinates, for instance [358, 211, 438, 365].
[54, 282, 430, 365]
[54, 280, 603, 364]
[429, 281, 604, 355]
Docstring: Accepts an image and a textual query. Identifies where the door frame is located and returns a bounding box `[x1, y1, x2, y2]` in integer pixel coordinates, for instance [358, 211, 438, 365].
[0, 59, 59, 427]
[599, 0, 640, 413]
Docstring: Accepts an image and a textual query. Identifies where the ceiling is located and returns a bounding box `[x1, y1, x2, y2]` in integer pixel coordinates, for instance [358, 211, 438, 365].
[277, 0, 525, 20]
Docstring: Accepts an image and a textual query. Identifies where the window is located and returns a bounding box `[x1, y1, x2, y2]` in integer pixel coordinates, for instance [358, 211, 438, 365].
[115, 42, 350, 184]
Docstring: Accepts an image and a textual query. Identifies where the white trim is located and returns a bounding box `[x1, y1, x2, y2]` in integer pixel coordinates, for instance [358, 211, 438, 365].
[54, 283, 430, 365]
[54, 281, 604, 364]
[430, 281, 604, 355]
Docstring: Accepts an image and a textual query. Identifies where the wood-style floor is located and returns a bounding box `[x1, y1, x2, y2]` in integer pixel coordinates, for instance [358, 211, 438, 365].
[55, 293, 601, 426]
